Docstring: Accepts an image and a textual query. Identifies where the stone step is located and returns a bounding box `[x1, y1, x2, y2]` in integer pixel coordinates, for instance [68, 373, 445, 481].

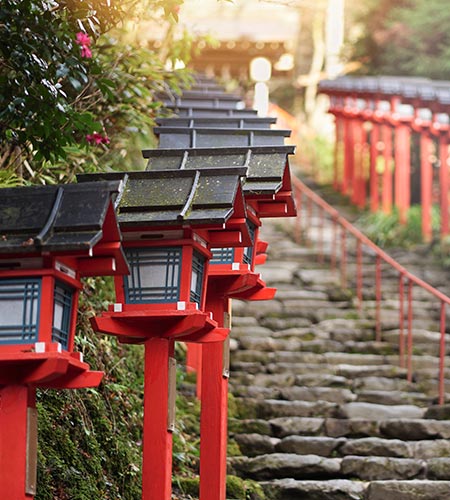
[230, 385, 356, 404]
[260, 478, 368, 500]
[229, 452, 450, 482]
[235, 397, 339, 419]
[228, 453, 342, 480]
[365, 480, 450, 500]
[232, 351, 396, 366]
[230, 362, 409, 378]
[355, 390, 433, 406]
[229, 417, 450, 441]
[232, 434, 450, 460]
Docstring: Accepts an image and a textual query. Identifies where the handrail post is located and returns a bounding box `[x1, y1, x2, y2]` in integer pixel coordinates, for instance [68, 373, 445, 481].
[407, 280, 414, 383]
[294, 187, 302, 244]
[375, 255, 382, 342]
[318, 208, 324, 264]
[399, 273, 405, 368]
[356, 240, 363, 313]
[340, 228, 347, 289]
[439, 301, 446, 405]
[331, 214, 338, 271]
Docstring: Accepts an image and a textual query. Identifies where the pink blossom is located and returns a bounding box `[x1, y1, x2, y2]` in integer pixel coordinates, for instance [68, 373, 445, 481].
[86, 132, 110, 145]
[76, 32, 92, 58]
[76, 32, 91, 47]
[81, 46, 92, 58]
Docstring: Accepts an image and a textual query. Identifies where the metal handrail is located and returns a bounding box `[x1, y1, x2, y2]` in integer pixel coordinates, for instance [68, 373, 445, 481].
[292, 175, 450, 404]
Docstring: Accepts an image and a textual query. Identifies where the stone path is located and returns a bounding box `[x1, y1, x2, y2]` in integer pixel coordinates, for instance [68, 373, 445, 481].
[227, 197, 450, 499]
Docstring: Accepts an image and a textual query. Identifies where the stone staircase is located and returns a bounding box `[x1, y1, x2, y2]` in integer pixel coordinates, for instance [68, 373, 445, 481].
[227, 211, 450, 499]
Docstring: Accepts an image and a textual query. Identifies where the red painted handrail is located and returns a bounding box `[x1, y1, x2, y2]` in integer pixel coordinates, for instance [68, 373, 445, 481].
[292, 175, 450, 404]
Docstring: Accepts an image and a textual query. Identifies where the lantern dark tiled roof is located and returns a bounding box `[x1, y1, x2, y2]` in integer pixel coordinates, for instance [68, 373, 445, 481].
[142, 145, 295, 196]
[155, 116, 276, 129]
[163, 105, 258, 118]
[159, 94, 244, 110]
[157, 90, 242, 100]
[0, 181, 122, 254]
[153, 126, 290, 148]
[77, 168, 247, 227]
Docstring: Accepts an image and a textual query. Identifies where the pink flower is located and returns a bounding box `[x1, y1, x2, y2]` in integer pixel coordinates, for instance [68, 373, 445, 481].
[76, 32, 91, 47]
[76, 32, 92, 59]
[86, 132, 110, 145]
[81, 46, 92, 58]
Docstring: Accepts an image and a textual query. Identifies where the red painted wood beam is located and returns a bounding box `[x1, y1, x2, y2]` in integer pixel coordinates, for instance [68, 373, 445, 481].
[421, 133, 433, 242]
[343, 118, 354, 196]
[394, 124, 411, 225]
[351, 119, 363, 206]
[381, 124, 393, 214]
[199, 296, 230, 500]
[370, 123, 380, 212]
[142, 337, 175, 500]
[439, 135, 449, 237]
[334, 114, 344, 190]
[0, 385, 37, 499]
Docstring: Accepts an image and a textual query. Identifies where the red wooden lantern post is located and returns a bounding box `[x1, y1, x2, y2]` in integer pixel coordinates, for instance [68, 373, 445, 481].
[432, 87, 450, 239]
[79, 168, 250, 500]
[199, 192, 296, 500]
[143, 142, 296, 500]
[0, 181, 128, 499]
[199, 223, 276, 500]
[342, 96, 356, 197]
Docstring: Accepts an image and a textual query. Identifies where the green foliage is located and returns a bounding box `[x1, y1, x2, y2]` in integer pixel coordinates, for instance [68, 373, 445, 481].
[348, 0, 450, 78]
[0, 0, 191, 184]
[355, 205, 440, 248]
[300, 133, 334, 184]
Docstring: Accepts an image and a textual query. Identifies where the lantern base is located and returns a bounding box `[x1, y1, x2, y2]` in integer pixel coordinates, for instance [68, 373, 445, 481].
[91, 309, 229, 344]
[0, 347, 103, 389]
[208, 268, 276, 301]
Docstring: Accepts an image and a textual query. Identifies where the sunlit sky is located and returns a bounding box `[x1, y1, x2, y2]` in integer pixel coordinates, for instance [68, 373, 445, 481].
[179, 0, 300, 42]
[136, 0, 301, 45]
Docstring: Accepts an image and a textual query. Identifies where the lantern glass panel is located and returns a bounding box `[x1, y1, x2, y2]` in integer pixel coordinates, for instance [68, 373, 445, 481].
[190, 252, 205, 305]
[0, 278, 40, 345]
[52, 282, 74, 350]
[210, 247, 235, 264]
[124, 247, 182, 303]
[243, 222, 256, 267]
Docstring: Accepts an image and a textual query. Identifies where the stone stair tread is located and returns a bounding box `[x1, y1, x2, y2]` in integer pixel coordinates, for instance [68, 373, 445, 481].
[341, 455, 425, 480]
[337, 402, 425, 420]
[355, 390, 433, 406]
[365, 480, 450, 500]
[260, 478, 368, 500]
[237, 397, 339, 419]
[228, 453, 342, 480]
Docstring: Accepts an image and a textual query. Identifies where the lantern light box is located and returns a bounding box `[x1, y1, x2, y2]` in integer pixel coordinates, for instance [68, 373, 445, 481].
[77, 167, 250, 344]
[0, 181, 128, 500]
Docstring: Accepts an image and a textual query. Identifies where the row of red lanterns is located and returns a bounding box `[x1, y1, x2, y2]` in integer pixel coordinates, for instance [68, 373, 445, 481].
[0, 76, 296, 499]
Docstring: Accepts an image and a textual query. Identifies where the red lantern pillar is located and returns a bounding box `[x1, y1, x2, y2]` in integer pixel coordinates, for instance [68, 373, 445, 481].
[199, 296, 231, 500]
[142, 338, 176, 500]
[0, 386, 36, 499]
[343, 113, 354, 196]
[439, 133, 450, 237]
[394, 122, 412, 225]
[420, 131, 434, 242]
[369, 122, 381, 212]
[351, 117, 364, 206]
[381, 124, 394, 214]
